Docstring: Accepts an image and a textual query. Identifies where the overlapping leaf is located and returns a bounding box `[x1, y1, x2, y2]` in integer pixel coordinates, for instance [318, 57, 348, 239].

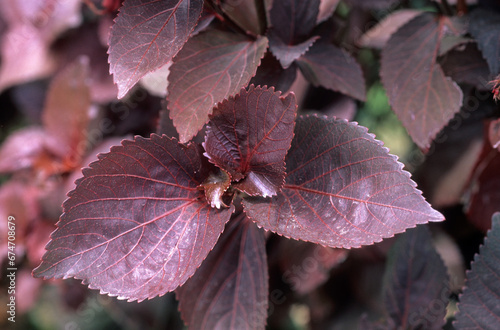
[469, 9, 500, 75]
[177, 214, 268, 330]
[454, 213, 500, 329]
[204, 85, 297, 197]
[382, 226, 449, 329]
[267, 0, 320, 68]
[168, 29, 268, 143]
[381, 13, 463, 150]
[249, 53, 298, 93]
[243, 116, 443, 248]
[108, 0, 203, 98]
[296, 42, 366, 101]
[33, 134, 234, 301]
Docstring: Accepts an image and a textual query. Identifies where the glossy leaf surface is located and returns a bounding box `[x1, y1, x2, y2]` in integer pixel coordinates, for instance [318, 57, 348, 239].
[168, 29, 268, 143]
[34, 134, 234, 301]
[243, 116, 443, 248]
[177, 214, 268, 330]
[108, 0, 203, 98]
[297, 42, 366, 101]
[454, 213, 500, 329]
[381, 13, 463, 150]
[382, 226, 449, 329]
[204, 86, 297, 197]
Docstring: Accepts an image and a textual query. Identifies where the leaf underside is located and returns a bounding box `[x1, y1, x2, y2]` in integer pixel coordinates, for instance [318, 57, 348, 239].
[204, 85, 297, 197]
[177, 213, 268, 330]
[243, 116, 443, 249]
[168, 29, 268, 143]
[108, 0, 203, 98]
[382, 226, 449, 330]
[381, 13, 463, 150]
[33, 134, 234, 301]
[454, 213, 500, 329]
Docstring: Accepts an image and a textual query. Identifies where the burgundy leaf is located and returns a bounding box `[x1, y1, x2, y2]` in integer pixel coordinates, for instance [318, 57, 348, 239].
[218, 0, 266, 36]
[204, 85, 297, 197]
[296, 42, 366, 101]
[358, 10, 422, 49]
[381, 13, 463, 150]
[469, 9, 500, 75]
[243, 116, 443, 249]
[454, 213, 500, 329]
[42, 56, 92, 162]
[382, 226, 449, 330]
[268, 0, 320, 46]
[279, 239, 347, 294]
[268, 34, 318, 69]
[108, 0, 203, 98]
[33, 134, 234, 301]
[317, 0, 340, 24]
[0, 128, 48, 173]
[439, 43, 491, 91]
[465, 140, 500, 232]
[249, 52, 298, 93]
[345, 0, 399, 9]
[167, 29, 268, 143]
[489, 118, 500, 150]
[177, 213, 268, 329]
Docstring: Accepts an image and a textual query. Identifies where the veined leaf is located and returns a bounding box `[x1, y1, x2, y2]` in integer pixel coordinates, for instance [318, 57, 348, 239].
[243, 116, 443, 248]
[33, 134, 234, 301]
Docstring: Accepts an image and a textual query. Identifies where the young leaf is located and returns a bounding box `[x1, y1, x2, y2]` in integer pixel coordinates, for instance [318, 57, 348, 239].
[267, 0, 320, 68]
[243, 116, 443, 249]
[381, 13, 463, 150]
[469, 9, 500, 76]
[108, 0, 203, 98]
[454, 213, 500, 329]
[204, 85, 297, 197]
[296, 42, 366, 101]
[177, 213, 268, 330]
[167, 29, 268, 143]
[382, 226, 450, 329]
[33, 134, 234, 301]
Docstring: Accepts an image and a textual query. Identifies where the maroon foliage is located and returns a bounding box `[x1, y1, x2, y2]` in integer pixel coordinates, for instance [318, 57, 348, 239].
[204, 85, 297, 197]
[177, 213, 268, 329]
[382, 226, 449, 329]
[108, 0, 203, 98]
[454, 213, 500, 329]
[297, 42, 366, 101]
[33, 135, 234, 301]
[469, 9, 500, 76]
[167, 29, 268, 143]
[381, 13, 463, 150]
[243, 116, 443, 248]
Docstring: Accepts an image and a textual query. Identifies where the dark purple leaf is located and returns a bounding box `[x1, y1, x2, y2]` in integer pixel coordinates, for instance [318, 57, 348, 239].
[345, 0, 399, 9]
[249, 52, 298, 93]
[489, 118, 500, 150]
[204, 85, 297, 197]
[177, 213, 268, 329]
[358, 9, 422, 49]
[268, 0, 320, 45]
[108, 0, 203, 98]
[279, 239, 347, 294]
[381, 13, 463, 150]
[42, 56, 92, 162]
[33, 134, 234, 301]
[454, 213, 500, 329]
[167, 29, 268, 143]
[296, 42, 366, 101]
[268, 34, 318, 69]
[469, 9, 500, 75]
[440, 43, 491, 91]
[465, 141, 500, 232]
[382, 226, 449, 330]
[218, 0, 266, 36]
[317, 0, 340, 24]
[243, 116, 443, 248]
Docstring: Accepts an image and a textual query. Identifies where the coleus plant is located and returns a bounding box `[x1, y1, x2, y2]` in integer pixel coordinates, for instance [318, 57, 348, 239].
[33, 85, 442, 328]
